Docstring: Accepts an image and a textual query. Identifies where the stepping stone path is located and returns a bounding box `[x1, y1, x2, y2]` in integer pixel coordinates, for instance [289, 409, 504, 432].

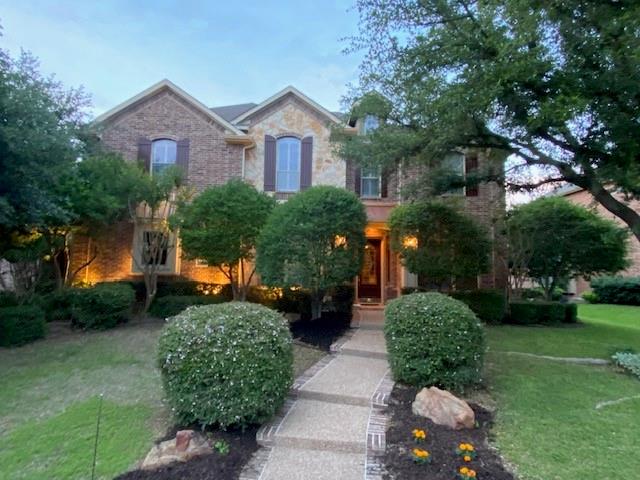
[241, 309, 393, 480]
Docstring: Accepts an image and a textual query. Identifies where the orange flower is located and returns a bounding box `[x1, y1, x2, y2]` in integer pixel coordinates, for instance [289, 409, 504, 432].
[469, 470, 477, 478]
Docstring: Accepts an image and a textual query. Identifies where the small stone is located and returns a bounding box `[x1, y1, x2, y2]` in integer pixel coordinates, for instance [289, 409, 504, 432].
[175, 430, 194, 452]
[412, 386, 475, 430]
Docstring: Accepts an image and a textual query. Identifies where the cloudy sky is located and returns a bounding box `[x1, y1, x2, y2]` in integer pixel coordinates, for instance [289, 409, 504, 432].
[0, 0, 362, 116]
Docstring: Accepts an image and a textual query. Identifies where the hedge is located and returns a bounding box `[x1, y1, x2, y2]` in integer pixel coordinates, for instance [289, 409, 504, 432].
[149, 294, 226, 318]
[450, 289, 507, 324]
[158, 302, 293, 428]
[384, 292, 484, 390]
[590, 276, 640, 305]
[0, 305, 46, 346]
[508, 300, 577, 325]
[71, 283, 135, 329]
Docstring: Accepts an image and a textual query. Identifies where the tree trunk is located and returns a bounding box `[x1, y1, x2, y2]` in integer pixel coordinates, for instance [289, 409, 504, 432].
[310, 290, 324, 320]
[143, 273, 157, 312]
[589, 182, 640, 243]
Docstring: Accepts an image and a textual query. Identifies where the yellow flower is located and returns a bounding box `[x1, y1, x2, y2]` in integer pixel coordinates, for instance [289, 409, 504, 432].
[460, 466, 469, 474]
[412, 428, 426, 439]
[413, 448, 430, 458]
[467, 444, 475, 452]
[459, 443, 467, 451]
[464, 455, 472, 462]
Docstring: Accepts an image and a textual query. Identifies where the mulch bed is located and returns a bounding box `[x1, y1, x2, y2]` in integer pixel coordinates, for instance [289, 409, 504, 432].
[115, 425, 258, 480]
[289, 312, 351, 350]
[383, 384, 515, 480]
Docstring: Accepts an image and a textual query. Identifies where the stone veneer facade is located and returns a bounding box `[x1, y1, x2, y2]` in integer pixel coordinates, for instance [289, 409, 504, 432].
[69, 81, 507, 297]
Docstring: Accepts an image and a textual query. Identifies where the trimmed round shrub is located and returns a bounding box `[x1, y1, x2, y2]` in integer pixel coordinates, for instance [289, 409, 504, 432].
[0, 305, 46, 347]
[43, 288, 78, 322]
[71, 283, 135, 329]
[158, 302, 293, 428]
[384, 292, 485, 390]
[149, 294, 226, 318]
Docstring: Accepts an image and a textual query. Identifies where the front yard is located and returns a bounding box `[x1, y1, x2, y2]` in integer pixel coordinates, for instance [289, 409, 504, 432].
[485, 304, 640, 480]
[0, 320, 324, 480]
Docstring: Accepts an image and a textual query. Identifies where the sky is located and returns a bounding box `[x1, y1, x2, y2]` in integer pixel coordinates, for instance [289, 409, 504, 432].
[0, 0, 362, 117]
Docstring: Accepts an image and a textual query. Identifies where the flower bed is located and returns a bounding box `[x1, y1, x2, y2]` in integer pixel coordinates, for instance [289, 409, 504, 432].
[383, 384, 514, 480]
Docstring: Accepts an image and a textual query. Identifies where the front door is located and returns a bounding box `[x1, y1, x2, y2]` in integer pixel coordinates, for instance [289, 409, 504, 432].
[358, 239, 381, 302]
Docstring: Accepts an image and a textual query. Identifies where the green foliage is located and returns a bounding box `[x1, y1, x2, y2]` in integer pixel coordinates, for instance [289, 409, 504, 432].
[389, 201, 490, 288]
[582, 291, 599, 304]
[43, 288, 77, 322]
[450, 289, 507, 325]
[174, 179, 275, 300]
[612, 352, 640, 380]
[148, 295, 226, 318]
[508, 301, 577, 325]
[257, 186, 367, 319]
[521, 287, 565, 302]
[0, 48, 88, 234]
[384, 292, 484, 390]
[344, 0, 640, 241]
[508, 198, 628, 300]
[590, 276, 640, 306]
[0, 292, 18, 308]
[158, 302, 293, 428]
[0, 305, 46, 346]
[71, 283, 135, 329]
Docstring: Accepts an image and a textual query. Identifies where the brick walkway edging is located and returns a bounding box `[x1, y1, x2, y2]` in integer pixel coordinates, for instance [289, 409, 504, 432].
[365, 371, 394, 480]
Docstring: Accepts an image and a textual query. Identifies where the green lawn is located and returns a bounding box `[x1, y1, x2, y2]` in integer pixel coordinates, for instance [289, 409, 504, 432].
[486, 304, 640, 480]
[0, 321, 324, 480]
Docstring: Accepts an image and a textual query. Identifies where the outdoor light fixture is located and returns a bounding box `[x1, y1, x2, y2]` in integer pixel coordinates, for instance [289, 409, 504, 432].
[403, 235, 418, 249]
[334, 235, 347, 247]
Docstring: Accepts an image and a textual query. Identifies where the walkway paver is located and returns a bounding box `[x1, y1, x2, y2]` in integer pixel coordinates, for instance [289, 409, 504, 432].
[242, 308, 392, 480]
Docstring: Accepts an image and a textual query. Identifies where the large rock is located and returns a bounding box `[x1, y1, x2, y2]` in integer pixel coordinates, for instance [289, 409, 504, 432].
[412, 386, 475, 430]
[141, 430, 213, 470]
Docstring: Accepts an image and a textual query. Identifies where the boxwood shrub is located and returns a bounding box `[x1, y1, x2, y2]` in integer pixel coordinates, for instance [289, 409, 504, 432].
[71, 283, 135, 329]
[590, 276, 640, 305]
[0, 305, 46, 346]
[450, 289, 506, 324]
[43, 288, 78, 322]
[149, 294, 226, 318]
[158, 302, 293, 428]
[508, 300, 577, 325]
[384, 292, 484, 391]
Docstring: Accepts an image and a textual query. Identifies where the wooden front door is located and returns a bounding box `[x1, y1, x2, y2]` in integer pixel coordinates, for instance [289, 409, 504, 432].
[358, 239, 381, 301]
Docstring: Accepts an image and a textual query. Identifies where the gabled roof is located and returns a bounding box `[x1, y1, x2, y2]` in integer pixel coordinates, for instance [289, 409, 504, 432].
[210, 103, 257, 122]
[231, 85, 344, 125]
[92, 79, 246, 135]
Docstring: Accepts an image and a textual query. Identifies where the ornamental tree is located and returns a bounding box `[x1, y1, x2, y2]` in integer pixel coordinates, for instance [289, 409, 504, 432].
[507, 197, 628, 300]
[173, 179, 275, 301]
[257, 186, 367, 319]
[389, 201, 491, 290]
[343, 0, 640, 242]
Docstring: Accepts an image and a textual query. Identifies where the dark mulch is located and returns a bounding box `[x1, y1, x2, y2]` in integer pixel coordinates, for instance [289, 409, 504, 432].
[383, 384, 515, 480]
[289, 312, 351, 350]
[115, 425, 258, 480]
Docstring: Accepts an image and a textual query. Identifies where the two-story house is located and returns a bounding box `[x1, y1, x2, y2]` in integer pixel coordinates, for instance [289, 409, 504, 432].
[69, 79, 506, 306]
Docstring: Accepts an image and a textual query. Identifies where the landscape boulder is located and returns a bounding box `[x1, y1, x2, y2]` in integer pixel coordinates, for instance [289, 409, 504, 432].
[141, 430, 212, 470]
[412, 386, 475, 430]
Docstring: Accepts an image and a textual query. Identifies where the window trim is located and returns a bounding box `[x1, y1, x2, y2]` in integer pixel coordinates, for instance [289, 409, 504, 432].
[131, 225, 179, 275]
[275, 136, 301, 193]
[362, 115, 379, 134]
[360, 166, 382, 198]
[441, 151, 466, 197]
[150, 138, 177, 176]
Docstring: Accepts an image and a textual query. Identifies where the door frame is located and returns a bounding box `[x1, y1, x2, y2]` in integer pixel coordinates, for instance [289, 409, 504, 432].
[358, 238, 382, 302]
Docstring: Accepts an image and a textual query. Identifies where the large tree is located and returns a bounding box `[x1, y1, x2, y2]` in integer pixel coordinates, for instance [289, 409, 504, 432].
[173, 179, 275, 301]
[344, 0, 640, 242]
[507, 197, 628, 300]
[389, 200, 491, 290]
[257, 186, 367, 319]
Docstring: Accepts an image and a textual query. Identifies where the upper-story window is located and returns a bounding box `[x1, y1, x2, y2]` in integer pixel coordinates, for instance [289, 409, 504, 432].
[363, 115, 379, 134]
[151, 139, 177, 175]
[361, 166, 381, 198]
[276, 137, 301, 192]
[443, 151, 465, 196]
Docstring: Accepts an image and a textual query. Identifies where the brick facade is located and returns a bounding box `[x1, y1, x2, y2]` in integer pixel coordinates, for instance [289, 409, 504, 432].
[69, 81, 507, 294]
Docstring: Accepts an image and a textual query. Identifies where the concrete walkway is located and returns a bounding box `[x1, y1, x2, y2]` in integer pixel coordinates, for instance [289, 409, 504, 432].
[241, 309, 392, 480]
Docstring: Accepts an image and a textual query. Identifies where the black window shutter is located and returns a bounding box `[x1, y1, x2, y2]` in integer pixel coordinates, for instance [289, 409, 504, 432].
[465, 154, 479, 197]
[137, 137, 152, 172]
[264, 135, 276, 191]
[177, 139, 190, 181]
[300, 136, 313, 190]
[354, 166, 361, 196]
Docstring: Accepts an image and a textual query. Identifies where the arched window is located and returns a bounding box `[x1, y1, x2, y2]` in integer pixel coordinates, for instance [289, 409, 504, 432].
[363, 114, 379, 134]
[151, 139, 177, 175]
[276, 137, 301, 192]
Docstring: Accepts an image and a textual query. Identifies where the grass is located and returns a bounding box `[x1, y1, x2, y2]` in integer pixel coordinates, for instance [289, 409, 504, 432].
[486, 304, 640, 480]
[0, 320, 324, 480]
